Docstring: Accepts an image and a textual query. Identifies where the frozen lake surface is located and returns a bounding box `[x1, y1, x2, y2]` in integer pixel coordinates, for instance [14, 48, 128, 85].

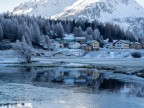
[0, 67, 144, 108]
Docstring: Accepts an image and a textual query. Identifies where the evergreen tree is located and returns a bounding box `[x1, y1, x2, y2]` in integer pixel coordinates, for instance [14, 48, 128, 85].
[73, 27, 78, 37]
[65, 21, 71, 34]
[92, 20, 98, 30]
[33, 22, 41, 45]
[0, 23, 3, 41]
[82, 31, 88, 38]
[22, 32, 32, 47]
[125, 30, 136, 42]
[73, 26, 83, 37]
[105, 23, 111, 39]
[98, 23, 105, 38]
[44, 35, 51, 50]
[92, 29, 100, 40]
[111, 25, 117, 39]
[55, 22, 65, 38]
[77, 26, 83, 37]
[50, 21, 56, 33]
[139, 36, 144, 48]
[86, 27, 93, 36]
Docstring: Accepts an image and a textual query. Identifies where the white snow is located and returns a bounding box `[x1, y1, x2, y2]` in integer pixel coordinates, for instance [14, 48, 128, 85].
[85, 49, 144, 58]
[0, 82, 144, 108]
[52, 0, 144, 20]
[13, 0, 77, 17]
[13, 0, 144, 21]
[0, 49, 144, 67]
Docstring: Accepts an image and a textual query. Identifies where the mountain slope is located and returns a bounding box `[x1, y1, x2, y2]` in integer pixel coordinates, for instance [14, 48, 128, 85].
[52, 0, 144, 20]
[13, 0, 76, 17]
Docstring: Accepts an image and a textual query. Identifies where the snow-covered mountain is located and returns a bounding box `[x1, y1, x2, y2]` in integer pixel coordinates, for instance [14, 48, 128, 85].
[52, 0, 144, 20]
[13, 0, 144, 37]
[13, 0, 77, 17]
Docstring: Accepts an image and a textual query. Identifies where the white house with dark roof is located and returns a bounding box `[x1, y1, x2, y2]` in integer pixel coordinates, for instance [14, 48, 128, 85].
[69, 42, 81, 49]
[114, 40, 130, 49]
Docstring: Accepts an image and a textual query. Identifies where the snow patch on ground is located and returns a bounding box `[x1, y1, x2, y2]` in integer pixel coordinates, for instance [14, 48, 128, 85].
[0, 49, 144, 67]
[85, 49, 144, 58]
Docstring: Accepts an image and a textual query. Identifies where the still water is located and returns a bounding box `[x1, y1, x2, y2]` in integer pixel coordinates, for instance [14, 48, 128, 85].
[0, 67, 144, 108]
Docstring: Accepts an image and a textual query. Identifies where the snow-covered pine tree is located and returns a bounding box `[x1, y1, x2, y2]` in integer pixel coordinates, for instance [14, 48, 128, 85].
[22, 32, 33, 47]
[86, 27, 93, 36]
[65, 22, 71, 34]
[105, 23, 111, 39]
[92, 29, 100, 40]
[33, 22, 41, 45]
[0, 23, 3, 41]
[73, 26, 83, 37]
[77, 26, 83, 37]
[139, 36, 144, 48]
[55, 22, 65, 38]
[44, 35, 51, 50]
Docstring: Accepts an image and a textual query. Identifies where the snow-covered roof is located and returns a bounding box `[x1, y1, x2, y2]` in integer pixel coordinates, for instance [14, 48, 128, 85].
[69, 42, 80, 45]
[86, 40, 99, 44]
[81, 44, 87, 46]
[114, 40, 130, 44]
[63, 34, 75, 40]
[75, 37, 86, 40]
[131, 42, 141, 44]
[81, 43, 92, 47]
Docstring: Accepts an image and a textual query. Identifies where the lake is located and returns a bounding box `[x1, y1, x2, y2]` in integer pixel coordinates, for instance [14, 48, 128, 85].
[0, 66, 144, 108]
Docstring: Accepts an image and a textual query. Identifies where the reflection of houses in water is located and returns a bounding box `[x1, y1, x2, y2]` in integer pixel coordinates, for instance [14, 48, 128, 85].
[33, 69, 104, 89]
[67, 71, 81, 78]
[0, 103, 32, 108]
[64, 78, 75, 85]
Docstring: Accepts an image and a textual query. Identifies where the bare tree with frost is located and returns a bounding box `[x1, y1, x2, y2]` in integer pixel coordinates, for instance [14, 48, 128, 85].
[12, 40, 34, 63]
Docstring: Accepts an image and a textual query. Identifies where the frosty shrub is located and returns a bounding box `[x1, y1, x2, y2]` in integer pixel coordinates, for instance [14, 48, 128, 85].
[12, 40, 34, 63]
[131, 52, 142, 58]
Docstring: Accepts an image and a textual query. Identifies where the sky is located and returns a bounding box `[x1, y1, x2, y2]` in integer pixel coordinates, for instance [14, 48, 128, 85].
[0, 0, 28, 13]
[0, 0, 144, 13]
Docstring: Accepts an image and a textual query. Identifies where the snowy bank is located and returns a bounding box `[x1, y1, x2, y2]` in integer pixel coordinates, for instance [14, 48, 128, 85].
[0, 49, 144, 67]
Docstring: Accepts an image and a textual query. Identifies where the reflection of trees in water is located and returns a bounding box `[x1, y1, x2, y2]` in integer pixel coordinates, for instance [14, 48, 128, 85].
[33, 70, 52, 82]
[99, 78, 127, 90]
[17, 66, 30, 72]
[87, 74, 104, 89]
[120, 83, 144, 97]
[1, 67, 144, 95]
[32, 68, 144, 95]
[17, 66, 39, 73]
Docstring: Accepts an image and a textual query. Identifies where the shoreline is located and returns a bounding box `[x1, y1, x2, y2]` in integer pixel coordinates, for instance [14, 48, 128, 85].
[1, 57, 144, 68]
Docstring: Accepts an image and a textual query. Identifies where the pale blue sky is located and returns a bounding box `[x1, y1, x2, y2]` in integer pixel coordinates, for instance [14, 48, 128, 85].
[0, 0, 144, 13]
[0, 0, 28, 13]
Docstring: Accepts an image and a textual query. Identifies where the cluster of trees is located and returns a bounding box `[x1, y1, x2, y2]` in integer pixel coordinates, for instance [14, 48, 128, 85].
[0, 13, 139, 48]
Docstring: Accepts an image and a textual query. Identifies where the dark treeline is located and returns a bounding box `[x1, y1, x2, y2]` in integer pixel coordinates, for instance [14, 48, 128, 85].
[0, 13, 137, 48]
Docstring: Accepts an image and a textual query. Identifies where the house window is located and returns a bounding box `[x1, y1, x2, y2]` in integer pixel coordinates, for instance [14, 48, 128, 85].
[60, 45, 63, 48]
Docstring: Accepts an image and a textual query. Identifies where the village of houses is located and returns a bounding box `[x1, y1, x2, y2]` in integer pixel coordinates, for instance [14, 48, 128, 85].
[50, 34, 142, 51]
